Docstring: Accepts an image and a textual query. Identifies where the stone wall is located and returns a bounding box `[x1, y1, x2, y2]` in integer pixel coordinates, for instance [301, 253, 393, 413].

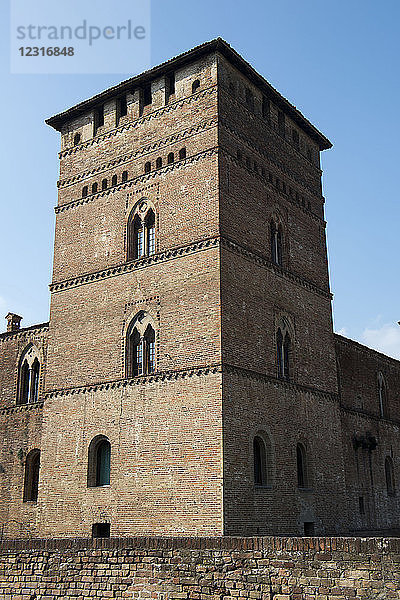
[1, 536, 400, 599]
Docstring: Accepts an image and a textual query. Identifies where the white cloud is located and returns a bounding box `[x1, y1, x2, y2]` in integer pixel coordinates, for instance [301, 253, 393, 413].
[361, 323, 400, 360]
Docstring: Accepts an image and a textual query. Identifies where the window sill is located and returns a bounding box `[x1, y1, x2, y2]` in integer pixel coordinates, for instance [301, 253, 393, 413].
[87, 484, 110, 489]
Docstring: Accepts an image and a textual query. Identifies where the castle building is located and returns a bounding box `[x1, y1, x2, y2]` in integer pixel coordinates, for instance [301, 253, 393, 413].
[1, 39, 399, 539]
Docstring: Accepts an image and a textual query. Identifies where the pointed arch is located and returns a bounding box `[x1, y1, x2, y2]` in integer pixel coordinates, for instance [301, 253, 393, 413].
[296, 442, 308, 488]
[378, 372, 387, 418]
[276, 317, 293, 381]
[270, 219, 283, 266]
[126, 199, 157, 262]
[17, 345, 41, 405]
[125, 312, 156, 377]
[253, 431, 272, 486]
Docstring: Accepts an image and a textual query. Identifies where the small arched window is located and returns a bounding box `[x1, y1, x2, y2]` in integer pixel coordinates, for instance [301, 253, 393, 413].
[179, 147, 186, 160]
[111, 174, 118, 187]
[276, 322, 291, 381]
[144, 161, 151, 174]
[73, 133, 81, 146]
[122, 170, 128, 183]
[156, 157, 162, 169]
[102, 178, 108, 190]
[192, 79, 200, 94]
[126, 313, 156, 377]
[271, 220, 283, 266]
[82, 186, 88, 198]
[17, 346, 41, 405]
[92, 182, 98, 194]
[385, 456, 395, 496]
[378, 372, 387, 417]
[167, 152, 174, 164]
[296, 443, 308, 488]
[87, 436, 111, 487]
[253, 434, 272, 486]
[23, 449, 40, 502]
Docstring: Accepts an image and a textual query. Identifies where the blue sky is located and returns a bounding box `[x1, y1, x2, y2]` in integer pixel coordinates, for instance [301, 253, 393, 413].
[1, 0, 399, 358]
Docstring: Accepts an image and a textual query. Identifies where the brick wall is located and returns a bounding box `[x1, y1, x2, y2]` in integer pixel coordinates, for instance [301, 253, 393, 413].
[1, 536, 400, 599]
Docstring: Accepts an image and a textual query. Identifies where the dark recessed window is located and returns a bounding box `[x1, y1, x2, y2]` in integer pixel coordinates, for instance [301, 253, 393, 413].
[121, 171, 128, 183]
[102, 179, 108, 190]
[156, 157, 162, 169]
[82, 186, 88, 198]
[144, 161, 151, 174]
[117, 95, 127, 121]
[167, 152, 174, 164]
[262, 97, 270, 121]
[297, 443, 308, 488]
[23, 449, 40, 502]
[143, 85, 152, 107]
[92, 523, 110, 538]
[87, 436, 111, 487]
[166, 72, 175, 101]
[179, 147, 186, 160]
[304, 522, 314, 536]
[111, 175, 118, 187]
[94, 105, 104, 134]
[92, 182, 98, 194]
[73, 133, 81, 146]
[192, 79, 200, 94]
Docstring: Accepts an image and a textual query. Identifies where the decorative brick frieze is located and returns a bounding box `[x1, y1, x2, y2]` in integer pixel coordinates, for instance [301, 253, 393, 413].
[55, 146, 219, 213]
[57, 116, 218, 188]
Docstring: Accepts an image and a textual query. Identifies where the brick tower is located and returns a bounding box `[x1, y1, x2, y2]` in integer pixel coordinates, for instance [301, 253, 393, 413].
[3, 38, 372, 539]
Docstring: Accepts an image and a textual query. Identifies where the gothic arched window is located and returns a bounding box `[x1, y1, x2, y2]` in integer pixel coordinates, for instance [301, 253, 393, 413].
[378, 372, 387, 418]
[385, 456, 395, 496]
[17, 346, 41, 405]
[127, 202, 156, 262]
[296, 443, 308, 488]
[179, 147, 186, 160]
[111, 174, 118, 187]
[144, 161, 151, 173]
[271, 220, 283, 266]
[253, 434, 272, 486]
[122, 170, 128, 183]
[192, 79, 200, 94]
[156, 157, 162, 169]
[102, 178, 108, 190]
[73, 133, 81, 146]
[276, 320, 291, 381]
[23, 449, 40, 502]
[82, 186, 88, 198]
[167, 152, 174, 164]
[126, 313, 156, 377]
[92, 182, 98, 194]
[87, 436, 111, 487]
